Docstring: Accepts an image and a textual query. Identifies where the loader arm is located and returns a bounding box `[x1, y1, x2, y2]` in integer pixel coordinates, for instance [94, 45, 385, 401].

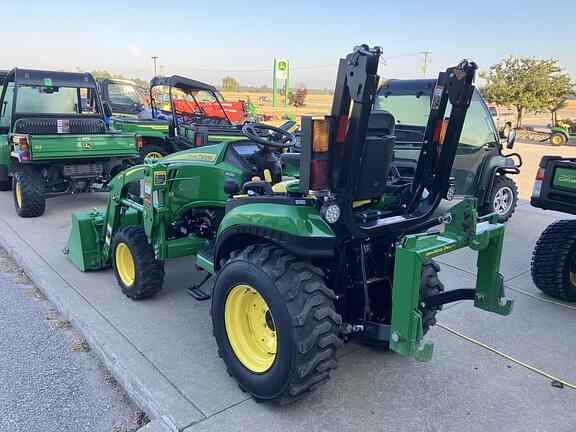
[65, 164, 147, 270]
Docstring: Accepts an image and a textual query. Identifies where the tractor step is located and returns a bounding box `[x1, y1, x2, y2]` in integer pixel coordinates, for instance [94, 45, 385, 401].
[186, 273, 212, 301]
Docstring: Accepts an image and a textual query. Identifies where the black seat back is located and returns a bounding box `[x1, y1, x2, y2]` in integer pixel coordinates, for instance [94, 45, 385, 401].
[352, 111, 396, 200]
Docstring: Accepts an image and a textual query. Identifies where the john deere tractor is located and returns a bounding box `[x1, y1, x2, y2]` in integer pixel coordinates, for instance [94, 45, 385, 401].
[531, 155, 576, 301]
[65, 45, 512, 403]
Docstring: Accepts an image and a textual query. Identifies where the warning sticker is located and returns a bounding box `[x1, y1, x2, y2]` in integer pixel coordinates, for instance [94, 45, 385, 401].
[431, 85, 444, 110]
[57, 119, 70, 134]
[154, 171, 167, 185]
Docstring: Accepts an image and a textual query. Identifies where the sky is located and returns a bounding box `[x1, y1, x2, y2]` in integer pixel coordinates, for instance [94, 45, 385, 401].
[1, 0, 575, 89]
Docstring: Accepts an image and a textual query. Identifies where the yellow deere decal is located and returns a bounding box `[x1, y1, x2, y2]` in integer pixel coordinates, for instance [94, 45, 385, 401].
[169, 153, 217, 162]
[425, 243, 456, 257]
[141, 125, 169, 130]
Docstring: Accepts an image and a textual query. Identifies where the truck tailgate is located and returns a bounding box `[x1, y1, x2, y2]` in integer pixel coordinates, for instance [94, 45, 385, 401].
[28, 134, 137, 160]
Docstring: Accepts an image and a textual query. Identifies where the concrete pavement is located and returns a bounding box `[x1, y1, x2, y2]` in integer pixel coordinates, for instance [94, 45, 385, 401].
[0, 191, 574, 431]
[0, 249, 140, 432]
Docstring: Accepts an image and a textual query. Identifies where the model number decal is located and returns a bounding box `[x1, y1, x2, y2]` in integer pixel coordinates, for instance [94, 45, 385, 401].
[169, 153, 217, 162]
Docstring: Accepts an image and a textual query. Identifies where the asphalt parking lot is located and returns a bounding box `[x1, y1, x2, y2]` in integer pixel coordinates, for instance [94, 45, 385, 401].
[0, 191, 574, 432]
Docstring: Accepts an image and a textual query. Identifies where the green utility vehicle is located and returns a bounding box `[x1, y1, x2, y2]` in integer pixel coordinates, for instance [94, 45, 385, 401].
[99, 78, 150, 120]
[377, 79, 521, 222]
[104, 76, 255, 162]
[0, 69, 138, 217]
[531, 156, 576, 301]
[65, 46, 512, 403]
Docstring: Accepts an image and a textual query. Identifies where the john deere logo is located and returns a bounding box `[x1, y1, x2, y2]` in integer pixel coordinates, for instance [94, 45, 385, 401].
[83, 143, 92, 150]
[278, 61, 287, 71]
[553, 168, 576, 191]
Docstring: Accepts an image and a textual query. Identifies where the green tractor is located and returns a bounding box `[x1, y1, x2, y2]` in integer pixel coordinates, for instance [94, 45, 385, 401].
[0, 69, 138, 217]
[531, 155, 576, 301]
[65, 46, 512, 403]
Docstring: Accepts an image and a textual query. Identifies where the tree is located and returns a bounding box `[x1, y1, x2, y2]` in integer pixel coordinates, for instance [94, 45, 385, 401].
[480, 57, 574, 127]
[288, 85, 308, 108]
[90, 70, 113, 79]
[222, 76, 240, 92]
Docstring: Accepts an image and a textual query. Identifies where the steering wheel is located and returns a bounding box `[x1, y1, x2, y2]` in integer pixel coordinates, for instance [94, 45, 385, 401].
[242, 122, 296, 149]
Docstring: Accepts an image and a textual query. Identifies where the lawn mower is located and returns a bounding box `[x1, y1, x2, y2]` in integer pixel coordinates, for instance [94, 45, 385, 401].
[531, 155, 576, 301]
[549, 114, 576, 146]
[65, 45, 512, 403]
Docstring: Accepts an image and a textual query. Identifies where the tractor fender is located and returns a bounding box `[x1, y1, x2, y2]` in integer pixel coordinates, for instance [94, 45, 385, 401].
[551, 126, 570, 140]
[214, 202, 335, 270]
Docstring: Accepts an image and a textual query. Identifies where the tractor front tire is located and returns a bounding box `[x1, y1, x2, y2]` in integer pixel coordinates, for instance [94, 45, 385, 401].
[13, 167, 45, 217]
[111, 226, 165, 300]
[480, 175, 518, 223]
[531, 219, 576, 301]
[140, 144, 166, 163]
[550, 132, 567, 146]
[212, 244, 343, 404]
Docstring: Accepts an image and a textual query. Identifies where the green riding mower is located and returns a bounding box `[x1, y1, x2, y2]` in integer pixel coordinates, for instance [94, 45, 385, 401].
[65, 45, 512, 403]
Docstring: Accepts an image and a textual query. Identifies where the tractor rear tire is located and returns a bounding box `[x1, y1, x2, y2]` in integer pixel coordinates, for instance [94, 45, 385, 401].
[13, 167, 45, 218]
[531, 219, 576, 301]
[480, 175, 518, 223]
[550, 132, 567, 146]
[111, 226, 165, 300]
[420, 261, 445, 333]
[139, 144, 166, 163]
[212, 244, 343, 404]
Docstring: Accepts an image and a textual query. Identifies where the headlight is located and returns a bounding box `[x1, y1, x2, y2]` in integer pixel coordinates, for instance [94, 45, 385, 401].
[321, 201, 340, 224]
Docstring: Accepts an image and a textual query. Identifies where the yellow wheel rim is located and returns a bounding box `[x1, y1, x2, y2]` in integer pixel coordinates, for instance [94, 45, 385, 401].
[145, 151, 163, 161]
[15, 181, 22, 208]
[115, 243, 135, 287]
[224, 284, 277, 373]
[552, 135, 563, 145]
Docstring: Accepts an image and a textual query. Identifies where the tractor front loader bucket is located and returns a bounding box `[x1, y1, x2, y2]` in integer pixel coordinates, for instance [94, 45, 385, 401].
[64, 209, 106, 271]
[389, 198, 513, 362]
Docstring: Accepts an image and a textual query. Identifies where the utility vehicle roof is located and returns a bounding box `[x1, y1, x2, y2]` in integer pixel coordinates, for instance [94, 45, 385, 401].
[150, 75, 217, 93]
[6, 68, 98, 88]
[378, 79, 437, 97]
[100, 78, 137, 86]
